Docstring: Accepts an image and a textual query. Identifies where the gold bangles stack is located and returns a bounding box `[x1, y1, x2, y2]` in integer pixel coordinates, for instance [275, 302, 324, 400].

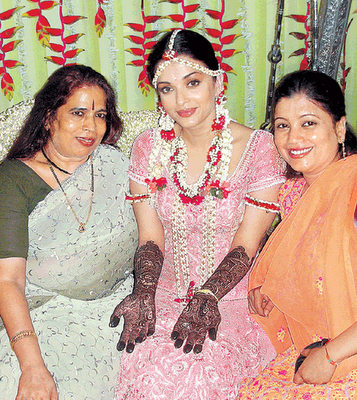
[10, 330, 38, 351]
[195, 288, 219, 303]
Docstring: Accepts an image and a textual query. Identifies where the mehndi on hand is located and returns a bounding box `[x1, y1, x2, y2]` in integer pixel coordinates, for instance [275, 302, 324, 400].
[171, 291, 221, 354]
[171, 246, 251, 354]
[109, 241, 163, 353]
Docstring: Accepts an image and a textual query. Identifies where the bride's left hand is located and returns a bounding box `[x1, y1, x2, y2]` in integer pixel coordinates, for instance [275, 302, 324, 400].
[171, 292, 221, 354]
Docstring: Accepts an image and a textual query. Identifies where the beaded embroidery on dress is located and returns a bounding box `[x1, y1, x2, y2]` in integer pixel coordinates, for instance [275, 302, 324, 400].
[115, 128, 286, 400]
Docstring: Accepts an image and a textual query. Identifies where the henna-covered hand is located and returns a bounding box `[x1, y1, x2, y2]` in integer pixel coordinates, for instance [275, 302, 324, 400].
[110, 291, 156, 353]
[171, 292, 221, 354]
[171, 246, 251, 354]
[201, 246, 251, 299]
[109, 241, 163, 353]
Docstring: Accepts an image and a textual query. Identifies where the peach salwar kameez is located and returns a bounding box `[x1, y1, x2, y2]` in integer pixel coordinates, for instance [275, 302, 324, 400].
[238, 155, 357, 399]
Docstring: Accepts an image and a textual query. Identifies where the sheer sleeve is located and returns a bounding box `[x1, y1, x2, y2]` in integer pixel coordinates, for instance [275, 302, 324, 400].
[128, 129, 155, 186]
[247, 130, 286, 193]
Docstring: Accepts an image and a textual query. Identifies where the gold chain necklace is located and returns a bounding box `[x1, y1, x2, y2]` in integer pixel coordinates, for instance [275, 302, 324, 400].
[48, 155, 94, 233]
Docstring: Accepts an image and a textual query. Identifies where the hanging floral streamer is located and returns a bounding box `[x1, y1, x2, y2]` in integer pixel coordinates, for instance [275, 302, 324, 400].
[287, 2, 311, 70]
[287, 1, 353, 82]
[163, 0, 200, 29]
[204, 0, 241, 86]
[23, 0, 57, 46]
[95, 0, 107, 38]
[23, 0, 85, 66]
[125, 0, 161, 95]
[0, 7, 24, 100]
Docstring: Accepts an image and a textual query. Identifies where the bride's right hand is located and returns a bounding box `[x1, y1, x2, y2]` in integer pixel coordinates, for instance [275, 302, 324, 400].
[109, 291, 156, 353]
[248, 286, 274, 317]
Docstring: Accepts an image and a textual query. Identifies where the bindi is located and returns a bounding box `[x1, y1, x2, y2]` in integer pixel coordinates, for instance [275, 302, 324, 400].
[92, 100, 95, 110]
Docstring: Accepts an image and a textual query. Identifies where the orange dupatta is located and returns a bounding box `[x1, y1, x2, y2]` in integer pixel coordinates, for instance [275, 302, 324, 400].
[249, 155, 357, 379]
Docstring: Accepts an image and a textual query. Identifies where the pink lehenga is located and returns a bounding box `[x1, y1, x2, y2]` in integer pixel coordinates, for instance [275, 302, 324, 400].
[115, 128, 286, 400]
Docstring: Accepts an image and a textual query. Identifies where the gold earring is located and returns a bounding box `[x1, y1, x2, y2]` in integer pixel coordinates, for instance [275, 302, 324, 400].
[341, 140, 346, 159]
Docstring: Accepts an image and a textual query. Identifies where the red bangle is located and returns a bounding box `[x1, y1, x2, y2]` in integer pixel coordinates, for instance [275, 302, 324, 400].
[244, 195, 280, 213]
[125, 193, 150, 203]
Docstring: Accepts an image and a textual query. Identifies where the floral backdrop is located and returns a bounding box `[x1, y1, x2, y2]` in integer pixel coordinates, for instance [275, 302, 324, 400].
[0, 0, 356, 130]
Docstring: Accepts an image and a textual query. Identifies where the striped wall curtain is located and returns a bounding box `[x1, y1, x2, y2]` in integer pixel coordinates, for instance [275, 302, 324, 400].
[0, 0, 356, 129]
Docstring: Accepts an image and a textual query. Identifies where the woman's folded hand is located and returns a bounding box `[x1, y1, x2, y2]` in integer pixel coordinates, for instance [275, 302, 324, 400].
[248, 286, 274, 317]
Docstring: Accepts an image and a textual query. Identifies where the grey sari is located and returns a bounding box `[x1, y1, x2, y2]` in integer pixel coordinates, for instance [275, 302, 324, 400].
[0, 144, 138, 399]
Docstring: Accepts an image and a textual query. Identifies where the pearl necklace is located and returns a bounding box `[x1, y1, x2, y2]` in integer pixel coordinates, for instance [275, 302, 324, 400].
[172, 193, 217, 300]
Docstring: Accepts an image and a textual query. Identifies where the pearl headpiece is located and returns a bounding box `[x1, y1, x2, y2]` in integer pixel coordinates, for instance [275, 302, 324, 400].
[152, 29, 224, 89]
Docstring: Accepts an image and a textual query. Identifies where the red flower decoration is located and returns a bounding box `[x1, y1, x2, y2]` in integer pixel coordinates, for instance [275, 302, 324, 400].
[174, 281, 195, 303]
[154, 177, 167, 190]
[161, 128, 175, 141]
[208, 180, 230, 200]
[179, 193, 204, 205]
[212, 115, 225, 131]
[145, 177, 167, 193]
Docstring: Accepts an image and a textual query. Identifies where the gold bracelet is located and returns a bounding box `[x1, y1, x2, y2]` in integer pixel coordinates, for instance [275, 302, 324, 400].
[324, 340, 340, 366]
[195, 289, 219, 303]
[10, 330, 38, 351]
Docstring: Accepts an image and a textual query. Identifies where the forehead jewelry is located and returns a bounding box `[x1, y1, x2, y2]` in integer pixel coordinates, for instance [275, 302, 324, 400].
[152, 29, 224, 89]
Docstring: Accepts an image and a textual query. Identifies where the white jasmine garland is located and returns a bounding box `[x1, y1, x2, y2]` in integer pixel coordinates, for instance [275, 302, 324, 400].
[147, 121, 233, 204]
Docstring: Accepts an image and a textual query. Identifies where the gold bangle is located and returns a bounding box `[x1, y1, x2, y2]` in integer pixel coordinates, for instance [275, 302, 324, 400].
[195, 289, 219, 303]
[10, 330, 38, 351]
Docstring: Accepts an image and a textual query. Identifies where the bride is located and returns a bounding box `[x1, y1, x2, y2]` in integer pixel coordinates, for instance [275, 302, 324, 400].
[111, 28, 286, 399]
